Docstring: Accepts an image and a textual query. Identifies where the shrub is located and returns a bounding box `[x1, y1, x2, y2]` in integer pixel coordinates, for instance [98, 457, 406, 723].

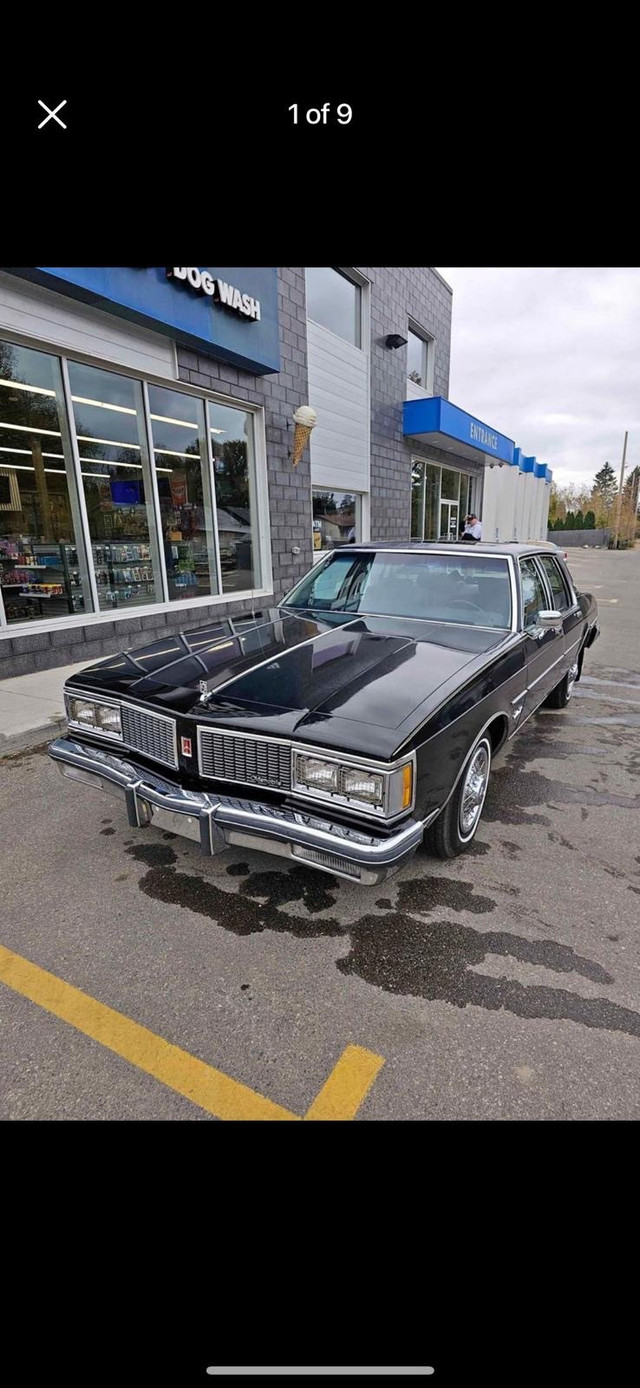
[584, 510, 596, 529]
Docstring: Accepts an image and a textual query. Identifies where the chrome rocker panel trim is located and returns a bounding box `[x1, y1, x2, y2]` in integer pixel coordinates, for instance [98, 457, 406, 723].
[48, 737, 428, 885]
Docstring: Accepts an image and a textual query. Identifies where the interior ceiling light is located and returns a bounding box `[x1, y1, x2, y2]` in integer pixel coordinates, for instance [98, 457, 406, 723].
[0, 421, 61, 436]
[153, 448, 199, 461]
[0, 462, 65, 475]
[75, 434, 140, 449]
[0, 378, 55, 397]
[150, 413, 196, 429]
[0, 446, 66, 459]
[71, 395, 136, 416]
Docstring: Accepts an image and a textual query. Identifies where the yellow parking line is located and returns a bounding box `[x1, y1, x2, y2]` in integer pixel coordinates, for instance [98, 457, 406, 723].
[0, 944, 383, 1122]
[304, 1044, 385, 1121]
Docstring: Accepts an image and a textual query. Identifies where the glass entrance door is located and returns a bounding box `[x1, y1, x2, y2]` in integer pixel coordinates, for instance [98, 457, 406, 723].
[440, 500, 459, 541]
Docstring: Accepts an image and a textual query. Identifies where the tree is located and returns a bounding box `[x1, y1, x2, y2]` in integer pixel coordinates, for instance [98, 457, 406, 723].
[574, 510, 584, 530]
[584, 510, 596, 529]
[593, 461, 618, 500]
[620, 465, 640, 543]
[590, 462, 618, 529]
[213, 439, 249, 508]
[565, 510, 575, 529]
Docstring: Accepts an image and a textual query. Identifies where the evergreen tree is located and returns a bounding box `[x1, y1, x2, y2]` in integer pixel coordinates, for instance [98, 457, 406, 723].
[593, 461, 618, 507]
[574, 510, 584, 530]
[565, 510, 575, 529]
[584, 510, 596, 529]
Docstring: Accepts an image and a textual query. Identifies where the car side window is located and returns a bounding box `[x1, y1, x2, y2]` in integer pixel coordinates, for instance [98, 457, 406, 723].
[519, 558, 548, 628]
[537, 555, 571, 612]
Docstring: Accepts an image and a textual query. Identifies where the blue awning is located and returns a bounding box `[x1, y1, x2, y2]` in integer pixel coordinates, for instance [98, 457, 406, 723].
[403, 396, 515, 465]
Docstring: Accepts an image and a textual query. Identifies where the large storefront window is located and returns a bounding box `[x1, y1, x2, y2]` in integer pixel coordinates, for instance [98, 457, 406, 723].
[209, 402, 260, 595]
[148, 384, 219, 603]
[0, 340, 93, 624]
[68, 362, 164, 612]
[312, 490, 359, 551]
[0, 341, 268, 631]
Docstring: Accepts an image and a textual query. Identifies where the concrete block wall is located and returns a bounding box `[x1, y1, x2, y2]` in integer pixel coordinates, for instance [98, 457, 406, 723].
[360, 266, 454, 542]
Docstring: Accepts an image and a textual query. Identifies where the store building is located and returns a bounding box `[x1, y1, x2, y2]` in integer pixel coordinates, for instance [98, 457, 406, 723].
[0, 267, 551, 678]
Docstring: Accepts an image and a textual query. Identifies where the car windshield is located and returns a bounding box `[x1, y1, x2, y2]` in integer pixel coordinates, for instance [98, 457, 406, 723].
[283, 551, 512, 628]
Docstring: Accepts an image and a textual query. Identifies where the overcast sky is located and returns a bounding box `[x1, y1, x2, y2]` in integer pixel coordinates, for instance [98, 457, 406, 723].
[437, 268, 640, 491]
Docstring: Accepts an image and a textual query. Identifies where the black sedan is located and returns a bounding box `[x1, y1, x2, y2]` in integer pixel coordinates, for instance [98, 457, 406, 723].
[49, 543, 599, 885]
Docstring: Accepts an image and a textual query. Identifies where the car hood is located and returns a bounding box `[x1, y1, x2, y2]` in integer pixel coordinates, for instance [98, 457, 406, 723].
[69, 607, 508, 757]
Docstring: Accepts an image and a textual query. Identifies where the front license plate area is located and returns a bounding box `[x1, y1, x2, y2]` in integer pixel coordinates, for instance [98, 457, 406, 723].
[144, 801, 202, 843]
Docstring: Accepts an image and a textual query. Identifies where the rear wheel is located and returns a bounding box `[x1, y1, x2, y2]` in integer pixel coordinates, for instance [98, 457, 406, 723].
[545, 660, 579, 709]
[424, 735, 492, 859]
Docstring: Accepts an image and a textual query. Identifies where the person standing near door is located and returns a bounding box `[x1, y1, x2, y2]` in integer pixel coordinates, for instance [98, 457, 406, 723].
[463, 513, 483, 541]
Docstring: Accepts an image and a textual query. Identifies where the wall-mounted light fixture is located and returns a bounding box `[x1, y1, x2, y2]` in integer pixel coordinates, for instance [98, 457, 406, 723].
[385, 334, 408, 350]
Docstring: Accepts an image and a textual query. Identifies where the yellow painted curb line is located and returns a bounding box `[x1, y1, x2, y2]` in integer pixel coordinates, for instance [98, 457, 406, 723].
[0, 944, 384, 1121]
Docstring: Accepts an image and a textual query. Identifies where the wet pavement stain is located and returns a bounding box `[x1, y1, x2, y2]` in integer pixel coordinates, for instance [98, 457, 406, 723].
[336, 916, 640, 1041]
[484, 760, 640, 826]
[126, 842, 178, 868]
[226, 862, 250, 877]
[501, 841, 522, 860]
[239, 866, 339, 915]
[161, 831, 177, 841]
[100, 826, 116, 836]
[136, 862, 343, 939]
[548, 832, 576, 851]
[128, 850, 640, 1041]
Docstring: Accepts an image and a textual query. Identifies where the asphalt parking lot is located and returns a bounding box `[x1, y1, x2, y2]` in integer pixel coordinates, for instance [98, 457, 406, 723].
[1, 544, 639, 1120]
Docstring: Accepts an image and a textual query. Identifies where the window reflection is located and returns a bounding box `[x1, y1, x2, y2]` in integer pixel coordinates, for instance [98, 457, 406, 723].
[148, 384, 219, 602]
[312, 490, 358, 551]
[209, 402, 259, 594]
[0, 339, 93, 624]
[68, 362, 163, 612]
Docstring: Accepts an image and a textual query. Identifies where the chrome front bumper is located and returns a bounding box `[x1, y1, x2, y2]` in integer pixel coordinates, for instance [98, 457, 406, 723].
[48, 737, 427, 885]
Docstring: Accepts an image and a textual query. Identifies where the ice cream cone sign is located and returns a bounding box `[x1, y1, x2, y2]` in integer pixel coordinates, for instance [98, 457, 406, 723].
[292, 405, 317, 466]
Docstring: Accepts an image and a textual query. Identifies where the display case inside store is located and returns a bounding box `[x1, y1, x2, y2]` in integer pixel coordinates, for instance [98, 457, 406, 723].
[0, 539, 86, 621]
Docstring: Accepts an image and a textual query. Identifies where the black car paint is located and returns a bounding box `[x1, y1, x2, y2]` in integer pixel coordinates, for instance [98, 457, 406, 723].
[64, 546, 598, 834]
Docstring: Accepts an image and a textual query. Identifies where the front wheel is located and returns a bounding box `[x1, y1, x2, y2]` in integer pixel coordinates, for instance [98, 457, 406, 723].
[545, 660, 579, 709]
[424, 735, 492, 859]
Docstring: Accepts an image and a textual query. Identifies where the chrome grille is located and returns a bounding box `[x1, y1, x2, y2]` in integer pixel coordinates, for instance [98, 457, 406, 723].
[121, 704, 177, 769]
[198, 729, 291, 790]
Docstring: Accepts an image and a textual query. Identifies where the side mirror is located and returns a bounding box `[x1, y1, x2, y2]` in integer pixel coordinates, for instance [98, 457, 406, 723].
[537, 609, 562, 629]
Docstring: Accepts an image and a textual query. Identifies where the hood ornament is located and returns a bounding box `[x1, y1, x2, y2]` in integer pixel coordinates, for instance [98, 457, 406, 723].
[198, 679, 211, 705]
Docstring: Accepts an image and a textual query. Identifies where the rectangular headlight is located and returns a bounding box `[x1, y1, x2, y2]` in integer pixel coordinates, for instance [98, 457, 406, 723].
[292, 750, 413, 819]
[67, 697, 97, 727]
[342, 767, 384, 804]
[95, 704, 122, 736]
[66, 693, 122, 739]
[296, 755, 340, 792]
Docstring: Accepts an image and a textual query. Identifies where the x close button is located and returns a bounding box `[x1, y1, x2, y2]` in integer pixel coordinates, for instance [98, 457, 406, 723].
[37, 99, 67, 129]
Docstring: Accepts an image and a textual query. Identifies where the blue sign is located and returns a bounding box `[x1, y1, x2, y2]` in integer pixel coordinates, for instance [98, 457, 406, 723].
[403, 396, 515, 465]
[8, 267, 280, 375]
